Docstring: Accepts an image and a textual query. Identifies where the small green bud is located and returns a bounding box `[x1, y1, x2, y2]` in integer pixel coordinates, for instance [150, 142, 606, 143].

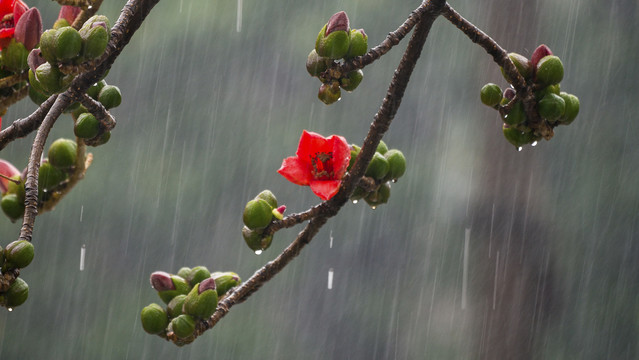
[480, 83, 502, 107]
[306, 49, 330, 77]
[349, 186, 367, 201]
[53, 19, 69, 30]
[48, 138, 77, 169]
[55, 27, 83, 61]
[345, 28, 367, 59]
[501, 53, 532, 82]
[243, 199, 273, 229]
[74, 113, 100, 139]
[182, 278, 218, 318]
[384, 149, 406, 180]
[242, 226, 273, 253]
[365, 152, 390, 180]
[347, 144, 360, 171]
[365, 182, 391, 208]
[502, 124, 537, 148]
[170, 314, 195, 339]
[81, 24, 109, 59]
[166, 294, 187, 318]
[4, 240, 34, 269]
[535, 55, 564, 86]
[98, 85, 122, 109]
[86, 80, 107, 99]
[71, 104, 88, 118]
[212, 272, 241, 297]
[538, 93, 565, 121]
[339, 69, 363, 92]
[39, 161, 67, 191]
[35, 62, 66, 94]
[81, 15, 111, 33]
[315, 12, 351, 59]
[503, 101, 526, 126]
[4, 277, 28, 308]
[255, 190, 277, 209]
[6, 175, 25, 201]
[318, 82, 341, 105]
[87, 131, 111, 147]
[176, 267, 191, 279]
[140, 303, 169, 334]
[150, 271, 191, 304]
[39, 29, 58, 63]
[186, 266, 211, 288]
[1, 194, 24, 221]
[28, 73, 50, 103]
[2, 39, 29, 72]
[558, 92, 579, 124]
[376, 140, 388, 155]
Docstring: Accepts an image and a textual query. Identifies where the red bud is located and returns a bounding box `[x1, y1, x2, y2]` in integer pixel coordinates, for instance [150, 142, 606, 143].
[326, 11, 349, 36]
[531, 44, 553, 68]
[14, 7, 42, 50]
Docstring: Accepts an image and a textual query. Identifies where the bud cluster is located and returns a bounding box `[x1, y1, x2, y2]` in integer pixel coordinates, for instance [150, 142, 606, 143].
[306, 11, 368, 105]
[480, 45, 580, 149]
[242, 190, 285, 253]
[348, 141, 407, 209]
[141, 266, 241, 339]
[0, 138, 79, 222]
[0, 240, 34, 309]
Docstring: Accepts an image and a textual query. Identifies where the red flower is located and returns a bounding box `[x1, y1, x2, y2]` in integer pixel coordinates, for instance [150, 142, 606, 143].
[278, 130, 350, 200]
[0, 158, 20, 194]
[0, 0, 29, 49]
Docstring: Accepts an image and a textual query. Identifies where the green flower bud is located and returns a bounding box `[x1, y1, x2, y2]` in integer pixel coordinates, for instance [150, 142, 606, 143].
[150, 271, 191, 304]
[6, 175, 25, 201]
[558, 92, 579, 125]
[97, 85, 122, 109]
[28, 77, 50, 105]
[535, 55, 563, 86]
[81, 15, 111, 33]
[365, 182, 391, 208]
[170, 314, 195, 339]
[53, 19, 70, 30]
[39, 29, 58, 63]
[86, 80, 107, 99]
[4, 240, 34, 268]
[242, 226, 273, 253]
[502, 124, 537, 148]
[534, 83, 560, 100]
[186, 266, 211, 288]
[384, 149, 406, 180]
[39, 161, 67, 191]
[177, 267, 191, 279]
[538, 93, 565, 121]
[74, 113, 100, 139]
[55, 26, 83, 61]
[501, 53, 532, 82]
[35, 62, 67, 94]
[140, 303, 169, 334]
[315, 12, 351, 59]
[81, 24, 109, 59]
[182, 278, 218, 318]
[480, 83, 502, 107]
[349, 186, 367, 201]
[365, 152, 389, 180]
[255, 190, 277, 209]
[48, 138, 77, 169]
[1, 194, 24, 221]
[318, 82, 341, 105]
[243, 199, 273, 229]
[376, 140, 388, 155]
[347, 144, 360, 171]
[166, 294, 187, 318]
[2, 39, 29, 72]
[71, 104, 88, 118]
[345, 28, 367, 59]
[212, 272, 241, 297]
[87, 131, 111, 147]
[306, 49, 330, 77]
[503, 101, 526, 126]
[4, 277, 28, 308]
[339, 69, 363, 92]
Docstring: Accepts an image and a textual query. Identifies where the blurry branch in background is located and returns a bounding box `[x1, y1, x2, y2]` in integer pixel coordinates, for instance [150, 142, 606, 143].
[162, 0, 448, 346]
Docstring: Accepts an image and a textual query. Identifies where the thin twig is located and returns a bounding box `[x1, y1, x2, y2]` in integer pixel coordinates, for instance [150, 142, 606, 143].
[163, 0, 447, 345]
[0, 94, 58, 150]
[440, 3, 553, 139]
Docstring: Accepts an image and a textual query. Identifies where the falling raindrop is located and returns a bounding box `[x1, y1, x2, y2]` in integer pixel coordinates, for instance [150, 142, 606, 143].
[79, 205, 84, 222]
[236, 0, 242, 32]
[327, 268, 334, 289]
[254, 250, 263, 255]
[329, 230, 333, 248]
[79, 244, 86, 271]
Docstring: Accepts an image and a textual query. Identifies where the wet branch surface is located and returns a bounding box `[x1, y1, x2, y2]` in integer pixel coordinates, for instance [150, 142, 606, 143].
[164, 0, 447, 345]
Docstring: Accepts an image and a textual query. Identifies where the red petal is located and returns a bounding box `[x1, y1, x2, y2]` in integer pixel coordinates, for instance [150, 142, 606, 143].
[0, 158, 20, 194]
[0, 0, 13, 15]
[309, 180, 342, 200]
[327, 134, 350, 178]
[13, 0, 28, 24]
[295, 130, 332, 163]
[278, 156, 313, 186]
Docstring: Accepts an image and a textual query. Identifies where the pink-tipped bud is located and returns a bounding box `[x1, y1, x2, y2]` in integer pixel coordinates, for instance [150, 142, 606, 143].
[0, 159, 20, 194]
[14, 7, 42, 50]
[326, 11, 349, 35]
[531, 44, 553, 68]
[150, 271, 175, 291]
[503, 87, 516, 101]
[27, 48, 45, 74]
[198, 277, 217, 294]
[58, 5, 82, 24]
[276, 205, 286, 215]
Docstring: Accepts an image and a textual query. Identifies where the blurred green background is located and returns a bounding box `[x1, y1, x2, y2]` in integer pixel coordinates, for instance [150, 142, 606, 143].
[1, 0, 638, 358]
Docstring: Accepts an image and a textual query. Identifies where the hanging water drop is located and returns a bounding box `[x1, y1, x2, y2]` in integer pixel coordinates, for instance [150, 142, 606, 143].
[254, 250, 263, 255]
[371, 206, 377, 210]
[7, 308, 13, 312]
[531, 141, 538, 147]
[352, 199, 358, 204]
[517, 146, 523, 152]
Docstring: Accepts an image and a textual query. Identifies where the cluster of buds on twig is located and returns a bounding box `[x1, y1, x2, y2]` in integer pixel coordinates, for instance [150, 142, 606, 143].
[242, 190, 285, 254]
[0, 239, 34, 309]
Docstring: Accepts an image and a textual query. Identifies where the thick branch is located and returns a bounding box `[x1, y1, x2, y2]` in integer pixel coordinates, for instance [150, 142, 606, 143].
[164, 0, 447, 345]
